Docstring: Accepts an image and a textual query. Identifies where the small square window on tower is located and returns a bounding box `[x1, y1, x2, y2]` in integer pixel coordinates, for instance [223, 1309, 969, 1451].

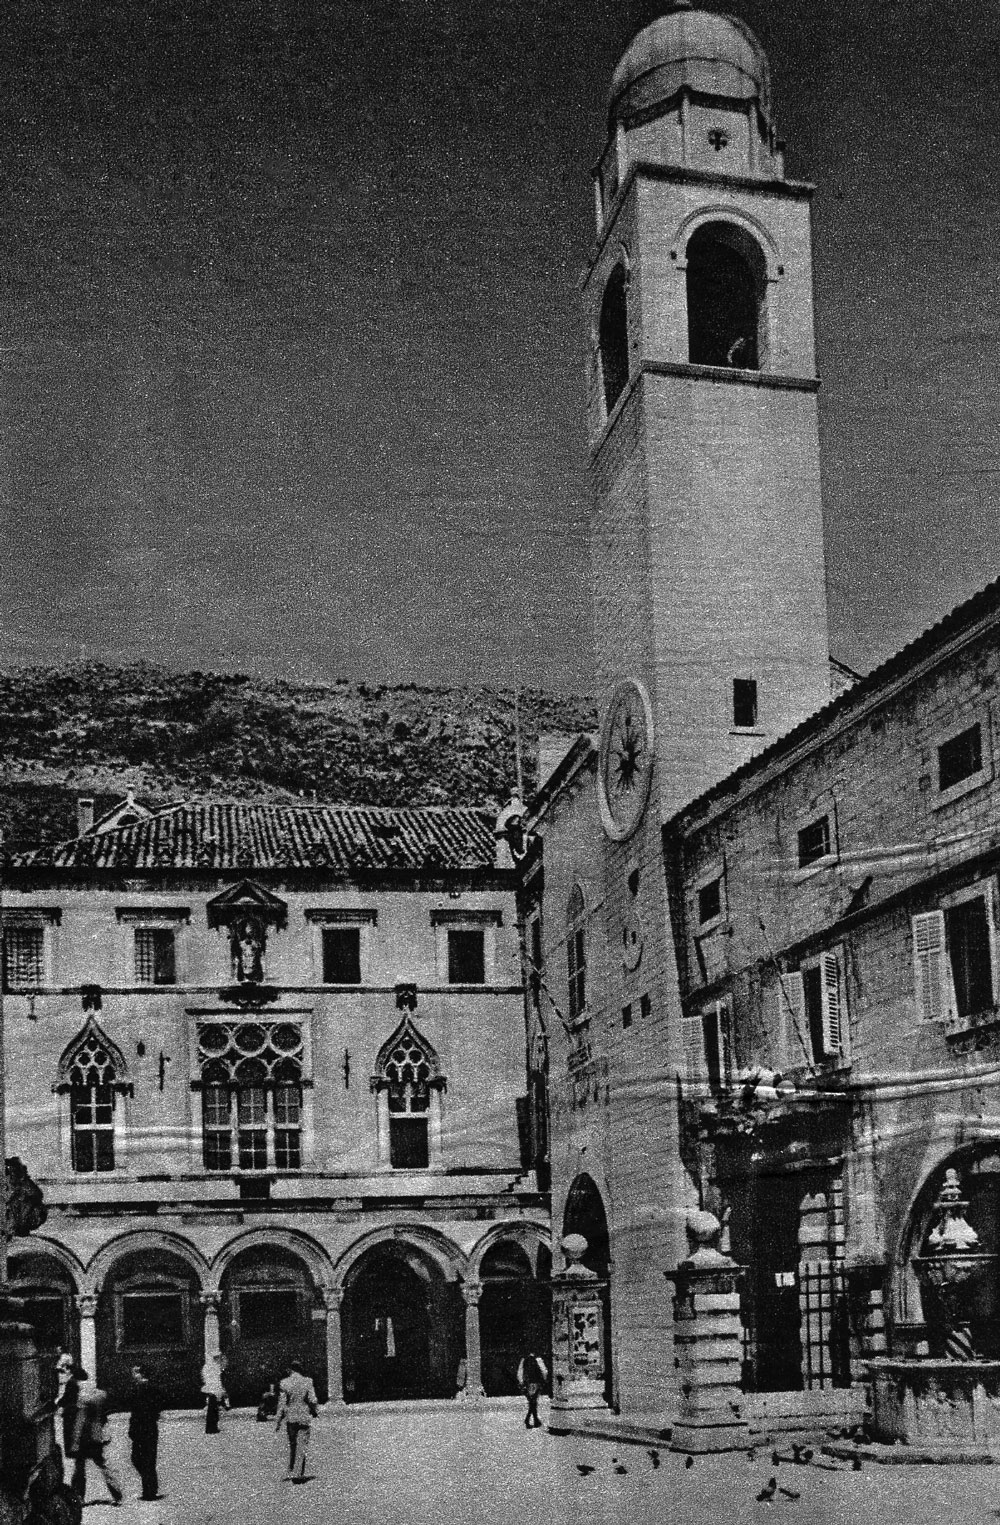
[732, 678, 758, 729]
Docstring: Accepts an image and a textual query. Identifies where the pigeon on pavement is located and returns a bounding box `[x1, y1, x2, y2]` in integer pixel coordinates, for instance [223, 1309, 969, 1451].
[757, 1477, 778, 1503]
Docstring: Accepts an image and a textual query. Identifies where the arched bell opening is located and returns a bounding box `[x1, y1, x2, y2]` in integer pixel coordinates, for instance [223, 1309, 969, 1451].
[685, 221, 767, 371]
[598, 263, 630, 415]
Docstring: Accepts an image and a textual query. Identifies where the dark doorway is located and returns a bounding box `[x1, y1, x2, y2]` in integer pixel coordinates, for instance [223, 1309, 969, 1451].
[686, 223, 762, 370]
[563, 1174, 613, 1403]
[478, 1242, 551, 1396]
[341, 1243, 461, 1404]
[221, 1246, 326, 1406]
[730, 1172, 803, 1393]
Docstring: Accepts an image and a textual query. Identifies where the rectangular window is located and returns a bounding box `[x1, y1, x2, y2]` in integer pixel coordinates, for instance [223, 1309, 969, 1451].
[733, 678, 758, 729]
[622, 1002, 632, 1029]
[568, 927, 586, 1019]
[321, 927, 362, 984]
[273, 1083, 302, 1171]
[202, 1085, 232, 1171]
[939, 723, 982, 792]
[134, 927, 176, 986]
[702, 1002, 733, 1094]
[239, 1289, 300, 1340]
[947, 896, 993, 1019]
[801, 951, 847, 1064]
[204, 1082, 302, 1172]
[640, 993, 652, 1021]
[698, 877, 722, 925]
[121, 1293, 185, 1349]
[237, 1087, 268, 1171]
[71, 1085, 115, 1173]
[4, 927, 44, 989]
[389, 1116, 430, 1169]
[448, 929, 485, 985]
[797, 815, 831, 869]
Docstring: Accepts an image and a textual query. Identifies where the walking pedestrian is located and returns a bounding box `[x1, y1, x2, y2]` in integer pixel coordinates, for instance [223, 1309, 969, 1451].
[274, 1360, 319, 1482]
[127, 1365, 162, 1502]
[71, 1370, 123, 1505]
[517, 1350, 547, 1429]
[201, 1352, 226, 1435]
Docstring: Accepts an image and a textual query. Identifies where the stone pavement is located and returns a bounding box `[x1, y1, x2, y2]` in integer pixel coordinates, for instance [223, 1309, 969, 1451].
[72, 1406, 1000, 1525]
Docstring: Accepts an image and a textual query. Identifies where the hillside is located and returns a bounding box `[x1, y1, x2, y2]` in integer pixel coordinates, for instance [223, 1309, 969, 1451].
[0, 665, 594, 850]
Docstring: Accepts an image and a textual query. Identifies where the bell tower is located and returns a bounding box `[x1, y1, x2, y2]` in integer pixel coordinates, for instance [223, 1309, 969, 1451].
[585, 1, 830, 821]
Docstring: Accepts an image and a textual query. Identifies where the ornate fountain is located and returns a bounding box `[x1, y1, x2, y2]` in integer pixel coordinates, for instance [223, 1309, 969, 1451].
[868, 1169, 1000, 1455]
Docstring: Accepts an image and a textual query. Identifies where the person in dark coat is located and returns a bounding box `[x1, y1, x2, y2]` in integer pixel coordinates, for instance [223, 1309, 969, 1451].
[516, 1350, 548, 1430]
[127, 1365, 162, 1502]
[55, 1364, 81, 1471]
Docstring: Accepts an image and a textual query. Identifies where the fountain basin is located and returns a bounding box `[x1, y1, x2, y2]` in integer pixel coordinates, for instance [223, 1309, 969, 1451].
[867, 1358, 1000, 1455]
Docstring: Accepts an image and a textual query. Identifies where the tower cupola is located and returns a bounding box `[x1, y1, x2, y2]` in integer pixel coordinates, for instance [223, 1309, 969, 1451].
[595, 5, 786, 232]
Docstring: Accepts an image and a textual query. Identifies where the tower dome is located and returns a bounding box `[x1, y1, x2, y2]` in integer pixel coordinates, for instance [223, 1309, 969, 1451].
[608, 3, 771, 129]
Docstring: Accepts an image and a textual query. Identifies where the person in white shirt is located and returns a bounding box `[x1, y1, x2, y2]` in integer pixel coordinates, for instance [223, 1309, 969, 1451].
[274, 1361, 320, 1482]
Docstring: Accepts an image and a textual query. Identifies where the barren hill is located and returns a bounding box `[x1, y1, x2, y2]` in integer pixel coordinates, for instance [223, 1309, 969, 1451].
[0, 664, 594, 850]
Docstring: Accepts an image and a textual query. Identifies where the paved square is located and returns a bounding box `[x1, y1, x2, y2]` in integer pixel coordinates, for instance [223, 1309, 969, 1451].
[75, 1407, 997, 1525]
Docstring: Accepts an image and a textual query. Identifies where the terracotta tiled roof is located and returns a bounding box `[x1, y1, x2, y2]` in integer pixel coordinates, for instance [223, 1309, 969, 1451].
[14, 801, 499, 874]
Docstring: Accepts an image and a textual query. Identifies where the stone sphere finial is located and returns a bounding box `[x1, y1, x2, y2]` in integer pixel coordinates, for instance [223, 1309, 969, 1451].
[686, 1210, 722, 1251]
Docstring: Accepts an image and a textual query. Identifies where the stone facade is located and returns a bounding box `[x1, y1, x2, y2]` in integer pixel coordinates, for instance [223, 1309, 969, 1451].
[4, 801, 549, 1410]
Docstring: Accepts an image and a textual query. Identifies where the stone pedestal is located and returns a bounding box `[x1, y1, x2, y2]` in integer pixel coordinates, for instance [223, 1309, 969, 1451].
[666, 1211, 749, 1454]
[0, 1296, 57, 1525]
[550, 1235, 608, 1413]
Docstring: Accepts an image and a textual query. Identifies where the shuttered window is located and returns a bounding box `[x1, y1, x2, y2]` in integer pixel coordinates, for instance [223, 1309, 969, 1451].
[913, 911, 948, 1022]
[681, 1014, 704, 1087]
[775, 971, 805, 1072]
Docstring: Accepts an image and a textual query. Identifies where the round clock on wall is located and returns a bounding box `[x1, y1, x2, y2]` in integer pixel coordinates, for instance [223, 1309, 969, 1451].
[597, 678, 655, 841]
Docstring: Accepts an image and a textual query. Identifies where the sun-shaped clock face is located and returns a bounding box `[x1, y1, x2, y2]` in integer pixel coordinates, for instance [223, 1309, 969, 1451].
[598, 679, 654, 841]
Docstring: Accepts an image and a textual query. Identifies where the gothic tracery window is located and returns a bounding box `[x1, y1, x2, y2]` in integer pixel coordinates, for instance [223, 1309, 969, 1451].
[198, 1021, 303, 1172]
[57, 1020, 128, 1174]
[371, 1016, 445, 1170]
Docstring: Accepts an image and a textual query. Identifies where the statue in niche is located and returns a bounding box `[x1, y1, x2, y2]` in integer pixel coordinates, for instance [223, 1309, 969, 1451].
[231, 917, 266, 984]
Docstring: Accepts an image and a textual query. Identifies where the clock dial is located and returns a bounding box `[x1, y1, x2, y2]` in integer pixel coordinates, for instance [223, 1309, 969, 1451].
[598, 680, 654, 840]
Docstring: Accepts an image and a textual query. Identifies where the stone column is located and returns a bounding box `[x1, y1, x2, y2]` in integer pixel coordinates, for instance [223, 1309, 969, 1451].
[200, 1291, 221, 1362]
[666, 1211, 749, 1454]
[458, 1282, 484, 1400]
[549, 1235, 608, 1414]
[323, 1288, 346, 1405]
[77, 1294, 98, 1379]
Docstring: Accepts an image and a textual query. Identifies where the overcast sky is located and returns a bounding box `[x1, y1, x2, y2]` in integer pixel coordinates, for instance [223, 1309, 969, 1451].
[1, 0, 998, 693]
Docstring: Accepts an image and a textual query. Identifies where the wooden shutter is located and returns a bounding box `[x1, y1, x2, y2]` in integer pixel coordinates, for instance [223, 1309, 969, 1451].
[821, 951, 845, 1058]
[913, 911, 947, 1022]
[776, 971, 805, 1071]
[706, 1001, 733, 1091]
[680, 1014, 704, 1087]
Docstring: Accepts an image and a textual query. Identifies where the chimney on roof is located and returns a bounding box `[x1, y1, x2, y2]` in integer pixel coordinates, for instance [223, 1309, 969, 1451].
[77, 797, 95, 836]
